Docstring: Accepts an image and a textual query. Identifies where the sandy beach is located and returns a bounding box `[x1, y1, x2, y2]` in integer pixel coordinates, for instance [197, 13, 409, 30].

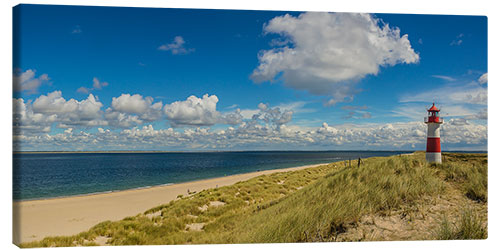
[13, 163, 327, 244]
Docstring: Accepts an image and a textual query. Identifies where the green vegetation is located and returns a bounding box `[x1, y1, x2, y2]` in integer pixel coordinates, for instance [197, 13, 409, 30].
[20, 152, 487, 247]
[436, 207, 487, 240]
[436, 153, 488, 202]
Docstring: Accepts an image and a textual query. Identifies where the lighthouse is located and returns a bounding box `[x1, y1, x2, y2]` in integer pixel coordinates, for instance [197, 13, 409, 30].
[425, 103, 443, 163]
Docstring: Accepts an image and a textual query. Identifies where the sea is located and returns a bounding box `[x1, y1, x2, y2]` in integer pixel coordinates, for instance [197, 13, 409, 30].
[13, 151, 412, 201]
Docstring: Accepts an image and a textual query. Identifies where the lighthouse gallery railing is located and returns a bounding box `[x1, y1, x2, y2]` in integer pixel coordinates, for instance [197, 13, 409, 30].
[424, 117, 443, 123]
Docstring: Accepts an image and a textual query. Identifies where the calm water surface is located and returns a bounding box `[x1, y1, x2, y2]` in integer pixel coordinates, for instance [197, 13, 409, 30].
[13, 151, 411, 200]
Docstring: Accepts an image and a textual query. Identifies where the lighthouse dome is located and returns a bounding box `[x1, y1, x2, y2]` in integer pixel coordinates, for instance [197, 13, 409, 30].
[427, 103, 440, 112]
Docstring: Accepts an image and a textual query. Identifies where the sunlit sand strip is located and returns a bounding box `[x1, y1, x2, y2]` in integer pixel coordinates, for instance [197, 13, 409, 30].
[13, 163, 328, 244]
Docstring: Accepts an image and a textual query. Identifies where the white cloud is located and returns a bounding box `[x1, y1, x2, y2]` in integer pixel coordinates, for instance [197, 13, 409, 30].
[251, 12, 419, 105]
[391, 102, 482, 122]
[15, 91, 244, 132]
[466, 108, 487, 120]
[13, 69, 50, 94]
[431, 75, 456, 81]
[77, 87, 90, 94]
[479, 73, 488, 84]
[14, 120, 486, 151]
[255, 103, 293, 126]
[92, 77, 109, 89]
[239, 109, 259, 120]
[33, 91, 102, 119]
[221, 109, 244, 125]
[13, 91, 106, 135]
[104, 109, 143, 128]
[399, 82, 487, 106]
[13, 97, 54, 135]
[340, 105, 372, 119]
[12, 91, 486, 151]
[225, 104, 238, 109]
[77, 77, 109, 93]
[276, 101, 315, 114]
[449, 118, 469, 126]
[33, 91, 105, 128]
[111, 94, 150, 114]
[158, 36, 194, 55]
[239, 101, 313, 120]
[107, 94, 164, 127]
[164, 94, 221, 127]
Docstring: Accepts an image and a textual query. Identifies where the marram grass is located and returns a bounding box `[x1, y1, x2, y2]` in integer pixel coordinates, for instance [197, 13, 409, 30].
[19, 152, 487, 247]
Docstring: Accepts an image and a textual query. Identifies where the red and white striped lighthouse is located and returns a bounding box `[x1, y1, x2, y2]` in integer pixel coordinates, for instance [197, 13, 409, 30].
[425, 103, 443, 163]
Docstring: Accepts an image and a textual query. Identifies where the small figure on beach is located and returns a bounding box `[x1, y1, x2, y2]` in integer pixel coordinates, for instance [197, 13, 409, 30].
[358, 157, 362, 167]
[187, 189, 190, 194]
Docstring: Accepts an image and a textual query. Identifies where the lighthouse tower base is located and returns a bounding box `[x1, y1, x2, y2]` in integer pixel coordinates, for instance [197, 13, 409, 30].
[426, 152, 442, 164]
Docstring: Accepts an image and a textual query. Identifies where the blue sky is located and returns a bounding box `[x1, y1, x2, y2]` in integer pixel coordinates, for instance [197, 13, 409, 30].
[12, 4, 487, 151]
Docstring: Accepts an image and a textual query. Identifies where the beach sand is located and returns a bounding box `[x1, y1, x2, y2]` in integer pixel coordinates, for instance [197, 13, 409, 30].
[13, 163, 327, 244]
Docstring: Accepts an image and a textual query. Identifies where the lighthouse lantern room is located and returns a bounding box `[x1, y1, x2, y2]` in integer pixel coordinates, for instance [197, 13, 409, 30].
[425, 103, 443, 163]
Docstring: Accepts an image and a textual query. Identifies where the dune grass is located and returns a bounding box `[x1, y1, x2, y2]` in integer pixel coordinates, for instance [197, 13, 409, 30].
[435, 206, 487, 240]
[437, 153, 488, 202]
[221, 155, 445, 243]
[19, 152, 487, 247]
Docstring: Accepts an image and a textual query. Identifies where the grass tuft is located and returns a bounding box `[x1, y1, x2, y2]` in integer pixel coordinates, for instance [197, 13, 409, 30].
[436, 207, 487, 240]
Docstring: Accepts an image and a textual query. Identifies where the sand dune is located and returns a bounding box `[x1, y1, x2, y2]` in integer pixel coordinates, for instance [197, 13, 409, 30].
[13, 163, 326, 244]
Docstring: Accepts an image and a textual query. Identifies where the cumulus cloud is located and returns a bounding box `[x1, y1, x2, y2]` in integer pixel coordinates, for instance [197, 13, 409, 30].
[164, 94, 220, 127]
[104, 110, 143, 128]
[254, 103, 293, 126]
[13, 91, 107, 135]
[111, 94, 150, 114]
[14, 90, 246, 132]
[13, 69, 50, 94]
[14, 120, 487, 152]
[221, 109, 244, 125]
[13, 98, 53, 135]
[12, 90, 486, 151]
[31, 91, 103, 120]
[158, 36, 194, 55]
[251, 12, 419, 105]
[15, 90, 169, 131]
[107, 94, 164, 127]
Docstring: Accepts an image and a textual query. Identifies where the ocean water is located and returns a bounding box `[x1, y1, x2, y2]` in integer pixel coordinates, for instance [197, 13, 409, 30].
[13, 151, 410, 201]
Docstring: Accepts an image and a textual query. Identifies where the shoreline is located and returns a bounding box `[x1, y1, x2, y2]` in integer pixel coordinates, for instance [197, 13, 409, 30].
[13, 162, 330, 244]
[13, 182, 174, 203]
[14, 161, 337, 202]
